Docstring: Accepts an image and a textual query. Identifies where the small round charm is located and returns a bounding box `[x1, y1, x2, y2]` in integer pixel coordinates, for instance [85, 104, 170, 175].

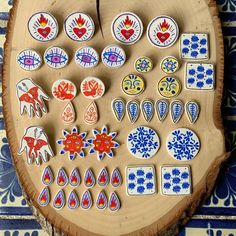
[64, 12, 95, 42]
[81, 77, 105, 100]
[44, 46, 69, 69]
[52, 79, 77, 101]
[111, 12, 143, 45]
[158, 76, 181, 98]
[17, 49, 42, 71]
[127, 126, 160, 159]
[102, 45, 126, 69]
[28, 12, 58, 42]
[160, 56, 180, 74]
[166, 128, 200, 161]
[75, 46, 99, 68]
[134, 56, 153, 73]
[147, 15, 179, 48]
[122, 74, 145, 97]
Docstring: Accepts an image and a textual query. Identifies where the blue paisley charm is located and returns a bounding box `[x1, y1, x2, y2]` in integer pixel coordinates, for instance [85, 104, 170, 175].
[171, 100, 184, 123]
[141, 99, 154, 122]
[186, 101, 199, 124]
[127, 100, 140, 123]
[155, 99, 169, 121]
[112, 98, 126, 122]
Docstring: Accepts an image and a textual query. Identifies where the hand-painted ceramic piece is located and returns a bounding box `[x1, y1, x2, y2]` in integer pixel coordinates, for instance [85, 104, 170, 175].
[161, 166, 192, 195]
[38, 187, 50, 207]
[122, 74, 145, 97]
[96, 191, 108, 210]
[64, 12, 95, 42]
[81, 77, 105, 100]
[16, 78, 50, 118]
[126, 100, 140, 123]
[17, 49, 42, 71]
[28, 12, 58, 42]
[87, 126, 120, 161]
[53, 190, 65, 210]
[108, 192, 120, 212]
[57, 127, 89, 160]
[111, 12, 143, 45]
[52, 79, 77, 101]
[75, 46, 99, 68]
[126, 166, 156, 196]
[186, 101, 200, 124]
[185, 63, 215, 90]
[101, 45, 126, 68]
[158, 76, 181, 98]
[97, 168, 109, 187]
[167, 128, 200, 161]
[68, 190, 79, 209]
[155, 99, 169, 121]
[127, 126, 160, 159]
[69, 168, 81, 187]
[84, 168, 96, 188]
[61, 102, 76, 125]
[18, 126, 54, 165]
[81, 190, 93, 210]
[160, 56, 180, 74]
[41, 166, 54, 186]
[180, 33, 209, 60]
[141, 99, 154, 122]
[134, 56, 153, 73]
[112, 98, 126, 122]
[147, 16, 179, 48]
[111, 168, 122, 188]
[84, 101, 99, 125]
[170, 100, 184, 123]
[44, 47, 69, 69]
[57, 168, 68, 187]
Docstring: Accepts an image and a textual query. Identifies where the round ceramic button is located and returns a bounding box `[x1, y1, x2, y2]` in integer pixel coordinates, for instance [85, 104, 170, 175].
[111, 12, 143, 45]
[166, 128, 200, 161]
[52, 79, 77, 101]
[80, 77, 105, 100]
[102, 45, 126, 68]
[17, 49, 42, 71]
[28, 12, 58, 42]
[64, 12, 95, 42]
[134, 56, 153, 73]
[122, 74, 145, 97]
[127, 126, 160, 159]
[75, 46, 99, 68]
[160, 56, 180, 74]
[147, 15, 179, 48]
[158, 76, 181, 98]
[44, 46, 69, 69]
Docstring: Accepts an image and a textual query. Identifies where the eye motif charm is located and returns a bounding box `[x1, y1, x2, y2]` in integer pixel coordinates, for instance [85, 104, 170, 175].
[75, 46, 99, 68]
[102, 45, 126, 69]
[17, 49, 42, 71]
[44, 46, 69, 69]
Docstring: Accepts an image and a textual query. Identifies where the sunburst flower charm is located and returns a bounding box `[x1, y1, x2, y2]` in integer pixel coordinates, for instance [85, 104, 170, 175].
[87, 126, 120, 161]
[57, 127, 89, 160]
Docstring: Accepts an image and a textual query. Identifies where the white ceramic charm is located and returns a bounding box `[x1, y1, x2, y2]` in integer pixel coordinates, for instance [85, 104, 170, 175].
[81, 190, 93, 210]
[84, 168, 96, 188]
[186, 101, 200, 124]
[53, 190, 65, 210]
[97, 168, 109, 187]
[69, 168, 81, 187]
[38, 187, 50, 207]
[112, 98, 126, 122]
[108, 192, 121, 212]
[141, 99, 154, 122]
[61, 102, 76, 125]
[170, 100, 184, 123]
[84, 101, 99, 125]
[41, 166, 54, 186]
[127, 100, 140, 123]
[96, 190, 108, 210]
[111, 168, 122, 188]
[155, 99, 169, 121]
[68, 190, 80, 209]
[57, 168, 69, 187]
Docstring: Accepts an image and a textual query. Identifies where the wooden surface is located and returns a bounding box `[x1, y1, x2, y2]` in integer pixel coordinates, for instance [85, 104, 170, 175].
[3, 0, 228, 235]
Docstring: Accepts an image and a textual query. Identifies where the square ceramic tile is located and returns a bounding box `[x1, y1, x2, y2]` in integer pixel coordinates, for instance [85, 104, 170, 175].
[185, 63, 215, 90]
[161, 166, 191, 195]
[126, 165, 156, 196]
[180, 33, 209, 60]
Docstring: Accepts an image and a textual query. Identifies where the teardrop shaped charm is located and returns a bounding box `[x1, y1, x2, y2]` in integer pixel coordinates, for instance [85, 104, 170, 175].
[81, 190, 93, 210]
[141, 99, 154, 122]
[68, 190, 79, 209]
[155, 99, 169, 121]
[127, 100, 140, 123]
[111, 168, 122, 188]
[97, 168, 109, 187]
[41, 166, 54, 186]
[57, 168, 68, 187]
[170, 100, 184, 123]
[108, 192, 121, 212]
[69, 168, 81, 187]
[96, 190, 108, 210]
[84, 101, 98, 125]
[38, 187, 50, 207]
[84, 168, 95, 188]
[112, 98, 126, 122]
[53, 190, 65, 210]
[61, 102, 76, 125]
[186, 101, 200, 124]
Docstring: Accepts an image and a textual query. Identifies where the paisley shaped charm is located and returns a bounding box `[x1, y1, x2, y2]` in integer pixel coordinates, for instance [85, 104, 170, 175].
[97, 168, 109, 187]
[111, 168, 122, 188]
[69, 168, 81, 187]
[84, 101, 98, 125]
[141, 99, 154, 122]
[41, 166, 54, 186]
[57, 168, 68, 187]
[53, 190, 65, 210]
[170, 100, 184, 123]
[127, 100, 140, 123]
[186, 101, 200, 124]
[81, 190, 93, 210]
[68, 190, 79, 209]
[108, 192, 121, 212]
[112, 98, 126, 122]
[155, 99, 169, 121]
[84, 168, 95, 188]
[61, 102, 76, 125]
[96, 191, 108, 210]
[38, 187, 50, 207]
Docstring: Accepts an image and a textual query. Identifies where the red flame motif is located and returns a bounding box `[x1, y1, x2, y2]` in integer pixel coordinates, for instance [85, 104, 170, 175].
[76, 14, 86, 27]
[38, 187, 50, 206]
[112, 175, 119, 185]
[69, 169, 80, 187]
[96, 191, 107, 209]
[160, 19, 170, 32]
[123, 16, 133, 29]
[81, 191, 92, 209]
[40, 192, 47, 204]
[71, 175, 77, 184]
[98, 168, 109, 186]
[38, 14, 48, 27]
[57, 169, 68, 187]
[53, 190, 65, 209]
[58, 175, 65, 185]
[99, 173, 106, 184]
[55, 196, 62, 206]
[111, 168, 121, 187]
[84, 169, 94, 187]
[83, 197, 89, 206]
[109, 192, 120, 211]
[68, 191, 79, 209]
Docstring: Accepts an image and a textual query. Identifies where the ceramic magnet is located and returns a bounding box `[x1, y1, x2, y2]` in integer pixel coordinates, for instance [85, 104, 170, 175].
[68, 190, 79, 209]
[84, 101, 99, 125]
[155, 99, 169, 121]
[166, 128, 200, 161]
[96, 191, 108, 210]
[108, 192, 121, 212]
[160, 56, 180, 74]
[38, 187, 50, 207]
[97, 168, 109, 187]
[28, 12, 58, 42]
[112, 98, 126, 122]
[69, 168, 81, 187]
[127, 126, 160, 159]
[61, 102, 76, 125]
[81, 190, 93, 210]
[126, 100, 140, 123]
[111, 168, 122, 188]
[186, 101, 200, 124]
[170, 100, 184, 123]
[64, 12, 95, 42]
[111, 12, 143, 45]
[102, 45, 126, 68]
[53, 190, 65, 210]
[141, 99, 154, 122]
[57, 168, 69, 187]
[42, 166, 54, 186]
[147, 15, 179, 48]
[134, 56, 153, 73]
[84, 168, 96, 188]
[158, 76, 181, 98]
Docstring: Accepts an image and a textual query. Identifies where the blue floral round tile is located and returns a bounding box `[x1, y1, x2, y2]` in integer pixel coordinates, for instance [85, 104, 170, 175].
[127, 126, 160, 159]
[166, 128, 200, 161]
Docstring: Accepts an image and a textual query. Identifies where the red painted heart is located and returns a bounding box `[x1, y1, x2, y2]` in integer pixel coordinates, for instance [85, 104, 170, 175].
[121, 29, 134, 40]
[157, 32, 170, 43]
[73, 27, 87, 39]
[37, 27, 51, 38]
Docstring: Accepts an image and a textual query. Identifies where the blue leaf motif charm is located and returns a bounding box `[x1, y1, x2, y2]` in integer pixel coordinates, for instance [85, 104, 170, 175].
[127, 100, 140, 123]
[186, 101, 199, 124]
[112, 98, 126, 122]
[171, 100, 184, 123]
[141, 99, 154, 122]
[155, 99, 169, 121]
